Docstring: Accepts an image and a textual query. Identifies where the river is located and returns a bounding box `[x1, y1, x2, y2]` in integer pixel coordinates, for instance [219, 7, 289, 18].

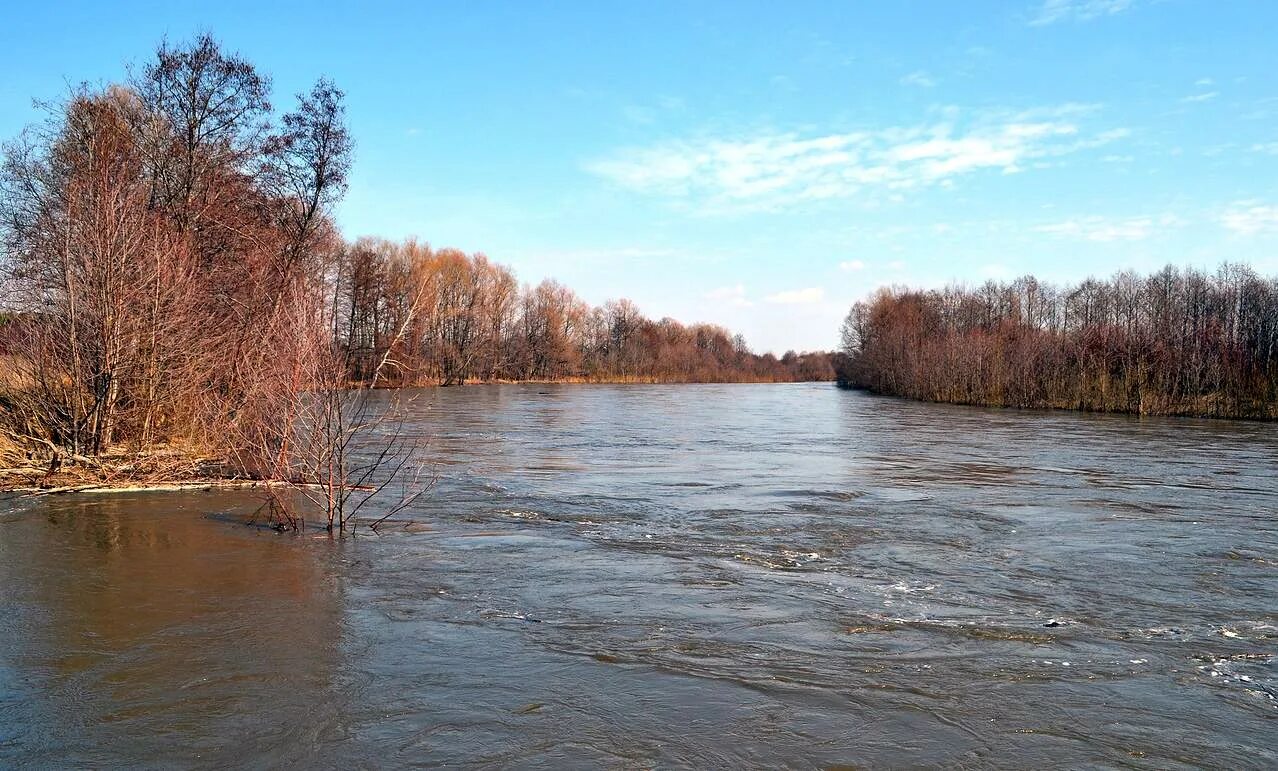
[1, 383, 1275, 768]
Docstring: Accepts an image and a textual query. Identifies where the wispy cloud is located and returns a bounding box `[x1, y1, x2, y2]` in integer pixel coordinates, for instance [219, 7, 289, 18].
[1251, 142, 1278, 155]
[765, 287, 825, 305]
[705, 283, 753, 307]
[839, 259, 866, 272]
[1035, 214, 1182, 242]
[586, 105, 1125, 212]
[1181, 91, 1219, 104]
[1029, 0, 1136, 26]
[1221, 203, 1278, 235]
[900, 70, 936, 88]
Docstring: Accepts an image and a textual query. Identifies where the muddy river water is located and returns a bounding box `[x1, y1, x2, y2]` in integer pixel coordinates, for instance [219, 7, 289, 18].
[1, 383, 1275, 767]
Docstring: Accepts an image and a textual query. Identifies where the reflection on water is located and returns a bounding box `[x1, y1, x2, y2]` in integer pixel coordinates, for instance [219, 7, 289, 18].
[0, 493, 348, 767]
[1, 383, 1276, 767]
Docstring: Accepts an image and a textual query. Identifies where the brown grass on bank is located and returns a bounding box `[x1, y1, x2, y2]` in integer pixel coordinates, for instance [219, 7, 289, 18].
[0, 356, 238, 492]
[0, 431, 25, 472]
[0, 438, 241, 494]
[0, 356, 32, 391]
[0, 358, 36, 474]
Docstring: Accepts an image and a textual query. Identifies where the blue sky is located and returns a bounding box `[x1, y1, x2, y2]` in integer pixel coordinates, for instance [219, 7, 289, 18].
[3, 1, 1277, 353]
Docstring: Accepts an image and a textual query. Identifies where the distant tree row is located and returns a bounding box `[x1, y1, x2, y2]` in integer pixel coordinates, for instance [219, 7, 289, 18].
[836, 264, 1278, 419]
[335, 237, 834, 386]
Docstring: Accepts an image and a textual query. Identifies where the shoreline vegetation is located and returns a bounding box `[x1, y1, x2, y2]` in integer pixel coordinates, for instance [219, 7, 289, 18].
[834, 264, 1278, 421]
[0, 36, 833, 500]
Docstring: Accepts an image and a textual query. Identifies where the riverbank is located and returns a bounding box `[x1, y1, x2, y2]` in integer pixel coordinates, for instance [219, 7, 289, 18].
[372, 374, 833, 387]
[0, 444, 255, 495]
[835, 380, 1278, 421]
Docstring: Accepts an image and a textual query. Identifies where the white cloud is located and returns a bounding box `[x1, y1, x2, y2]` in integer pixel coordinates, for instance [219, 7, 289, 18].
[900, 71, 936, 88]
[1029, 0, 1135, 26]
[705, 284, 753, 307]
[839, 259, 866, 272]
[1181, 91, 1219, 104]
[1195, 77, 1215, 87]
[765, 287, 825, 305]
[1092, 128, 1132, 143]
[1252, 142, 1278, 155]
[1221, 203, 1278, 235]
[1036, 214, 1182, 242]
[586, 106, 1126, 211]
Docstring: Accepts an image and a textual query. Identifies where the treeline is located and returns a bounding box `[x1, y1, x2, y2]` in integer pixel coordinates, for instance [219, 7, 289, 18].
[336, 238, 834, 385]
[0, 36, 829, 480]
[836, 264, 1278, 419]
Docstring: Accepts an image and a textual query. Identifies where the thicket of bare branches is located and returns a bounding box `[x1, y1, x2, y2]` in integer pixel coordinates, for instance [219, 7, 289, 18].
[334, 238, 835, 386]
[836, 264, 1278, 419]
[254, 267, 430, 534]
[0, 35, 355, 491]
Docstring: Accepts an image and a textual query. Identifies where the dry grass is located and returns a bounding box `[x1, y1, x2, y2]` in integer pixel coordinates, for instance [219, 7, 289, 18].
[0, 358, 34, 472]
[0, 431, 26, 470]
[0, 373, 231, 492]
[0, 442, 240, 494]
[0, 351, 241, 491]
[0, 355, 33, 392]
